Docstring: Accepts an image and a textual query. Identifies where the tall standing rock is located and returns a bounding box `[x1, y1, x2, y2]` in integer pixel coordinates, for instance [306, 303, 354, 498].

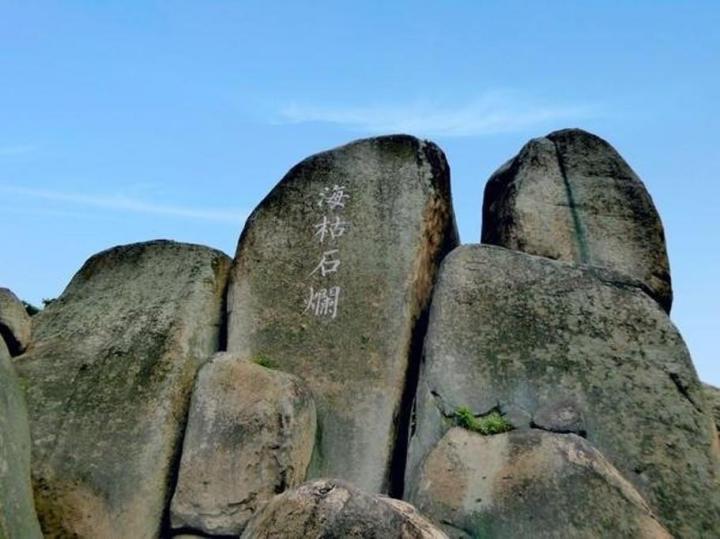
[170, 352, 317, 536]
[0, 287, 33, 355]
[482, 128, 672, 312]
[227, 135, 458, 493]
[0, 338, 43, 539]
[406, 245, 720, 537]
[14, 241, 231, 538]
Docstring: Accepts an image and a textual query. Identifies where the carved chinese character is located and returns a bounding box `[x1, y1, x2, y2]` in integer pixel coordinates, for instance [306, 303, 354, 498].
[314, 216, 350, 243]
[304, 286, 341, 319]
[318, 185, 349, 210]
[310, 249, 341, 277]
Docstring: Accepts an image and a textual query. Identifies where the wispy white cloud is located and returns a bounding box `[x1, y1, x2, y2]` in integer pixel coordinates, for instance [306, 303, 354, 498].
[0, 145, 36, 156]
[0, 185, 247, 224]
[275, 92, 596, 137]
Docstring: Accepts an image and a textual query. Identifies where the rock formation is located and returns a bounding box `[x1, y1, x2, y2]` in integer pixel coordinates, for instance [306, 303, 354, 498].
[170, 352, 316, 536]
[226, 135, 458, 493]
[14, 241, 231, 538]
[482, 128, 672, 312]
[241, 479, 448, 539]
[0, 287, 33, 356]
[0, 337, 43, 539]
[406, 244, 719, 537]
[1, 130, 717, 538]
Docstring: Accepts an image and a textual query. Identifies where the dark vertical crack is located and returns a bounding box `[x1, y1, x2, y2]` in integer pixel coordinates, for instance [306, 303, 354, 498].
[0, 322, 23, 356]
[217, 278, 230, 352]
[552, 139, 590, 264]
[388, 306, 431, 499]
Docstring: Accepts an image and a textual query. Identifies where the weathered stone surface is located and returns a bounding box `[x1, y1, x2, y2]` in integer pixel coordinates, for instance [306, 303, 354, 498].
[0, 287, 32, 355]
[407, 245, 720, 537]
[170, 352, 316, 535]
[532, 397, 585, 436]
[227, 135, 458, 493]
[410, 428, 670, 538]
[704, 383, 720, 439]
[241, 479, 448, 539]
[14, 240, 231, 538]
[0, 339, 43, 539]
[482, 128, 672, 312]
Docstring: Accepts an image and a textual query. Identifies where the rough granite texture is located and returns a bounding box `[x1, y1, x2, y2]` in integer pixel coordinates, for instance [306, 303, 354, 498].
[482, 128, 672, 312]
[171, 352, 316, 536]
[704, 383, 720, 442]
[0, 287, 33, 356]
[241, 479, 448, 539]
[227, 135, 458, 494]
[14, 240, 231, 539]
[0, 338, 43, 539]
[410, 428, 670, 538]
[406, 245, 720, 538]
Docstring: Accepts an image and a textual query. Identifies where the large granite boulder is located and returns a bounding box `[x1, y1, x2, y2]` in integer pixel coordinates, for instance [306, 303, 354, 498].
[0, 338, 43, 539]
[170, 352, 316, 536]
[0, 287, 32, 355]
[410, 428, 670, 538]
[227, 135, 458, 493]
[241, 479, 448, 539]
[482, 128, 672, 312]
[14, 241, 231, 538]
[406, 245, 720, 537]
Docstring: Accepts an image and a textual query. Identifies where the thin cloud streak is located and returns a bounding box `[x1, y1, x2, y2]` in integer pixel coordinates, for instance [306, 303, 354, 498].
[1, 185, 247, 224]
[276, 93, 596, 137]
[0, 145, 36, 156]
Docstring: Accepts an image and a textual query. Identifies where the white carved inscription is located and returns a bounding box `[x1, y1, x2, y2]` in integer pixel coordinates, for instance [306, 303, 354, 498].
[304, 185, 350, 319]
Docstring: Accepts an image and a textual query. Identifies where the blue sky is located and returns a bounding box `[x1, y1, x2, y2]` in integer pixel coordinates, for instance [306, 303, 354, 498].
[1, 1, 718, 384]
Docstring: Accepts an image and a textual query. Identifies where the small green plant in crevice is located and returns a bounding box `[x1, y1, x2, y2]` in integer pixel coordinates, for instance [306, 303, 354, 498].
[454, 406, 513, 435]
[22, 301, 40, 316]
[252, 355, 277, 369]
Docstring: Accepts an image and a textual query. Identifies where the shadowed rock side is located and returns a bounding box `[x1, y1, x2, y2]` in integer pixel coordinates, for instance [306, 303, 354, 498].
[0, 339, 43, 539]
[410, 428, 671, 539]
[241, 479, 448, 539]
[482, 128, 672, 312]
[170, 352, 316, 536]
[14, 241, 231, 539]
[227, 135, 459, 493]
[0, 287, 33, 356]
[406, 245, 720, 538]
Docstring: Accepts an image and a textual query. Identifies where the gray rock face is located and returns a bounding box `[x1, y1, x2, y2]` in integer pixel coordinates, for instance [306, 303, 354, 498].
[410, 428, 670, 538]
[241, 479, 448, 539]
[14, 240, 231, 538]
[0, 339, 43, 539]
[703, 383, 720, 440]
[407, 245, 720, 537]
[0, 287, 32, 355]
[227, 135, 458, 493]
[170, 352, 316, 536]
[482, 128, 672, 312]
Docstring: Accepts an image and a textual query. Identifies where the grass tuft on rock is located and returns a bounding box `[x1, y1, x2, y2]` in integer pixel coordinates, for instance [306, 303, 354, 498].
[455, 407, 513, 435]
[252, 355, 277, 369]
